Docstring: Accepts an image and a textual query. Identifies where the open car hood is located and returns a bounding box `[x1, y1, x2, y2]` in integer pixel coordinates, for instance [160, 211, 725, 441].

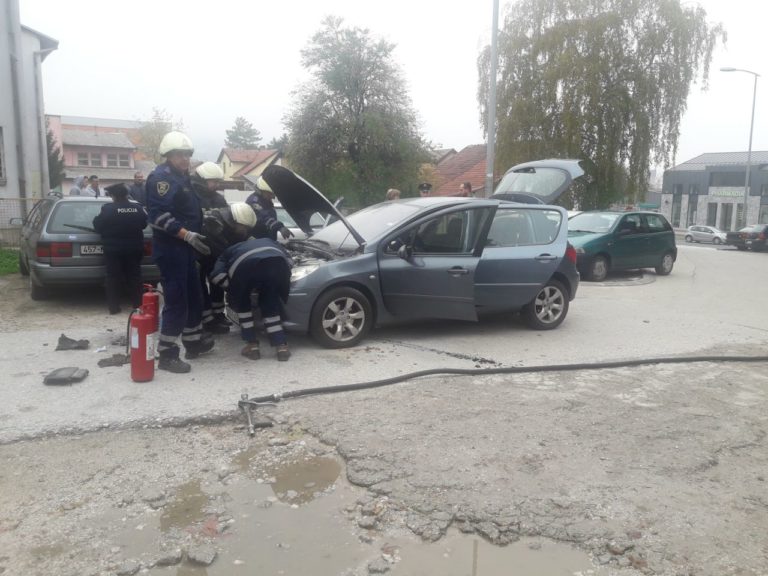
[492, 159, 585, 205]
[260, 165, 365, 247]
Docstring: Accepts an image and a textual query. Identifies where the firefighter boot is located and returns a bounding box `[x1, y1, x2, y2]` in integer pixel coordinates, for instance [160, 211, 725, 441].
[158, 350, 191, 374]
[276, 344, 291, 362]
[184, 338, 215, 360]
[241, 341, 261, 360]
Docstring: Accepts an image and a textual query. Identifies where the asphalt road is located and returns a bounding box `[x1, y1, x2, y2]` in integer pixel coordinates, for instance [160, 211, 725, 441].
[1, 244, 767, 443]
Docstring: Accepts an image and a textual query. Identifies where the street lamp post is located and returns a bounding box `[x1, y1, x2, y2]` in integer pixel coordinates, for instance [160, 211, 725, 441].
[720, 67, 760, 228]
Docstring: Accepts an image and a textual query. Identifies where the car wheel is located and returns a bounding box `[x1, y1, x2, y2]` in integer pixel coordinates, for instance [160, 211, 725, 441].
[30, 278, 49, 301]
[713, 237, 721, 245]
[587, 255, 609, 282]
[18, 252, 29, 276]
[736, 245, 746, 251]
[684, 235, 692, 243]
[310, 286, 372, 348]
[655, 252, 675, 276]
[523, 280, 569, 330]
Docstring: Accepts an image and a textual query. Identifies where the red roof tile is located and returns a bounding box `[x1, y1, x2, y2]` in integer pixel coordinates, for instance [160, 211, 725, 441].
[218, 148, 265, 164]
[433, 144, 487, 196]
[232, 150, 280, 178]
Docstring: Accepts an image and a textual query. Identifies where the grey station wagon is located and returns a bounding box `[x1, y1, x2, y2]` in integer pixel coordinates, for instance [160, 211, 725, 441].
[261, 162, 582, 348]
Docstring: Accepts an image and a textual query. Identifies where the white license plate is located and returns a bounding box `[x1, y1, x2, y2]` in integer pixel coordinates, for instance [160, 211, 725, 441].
[746, 240, 753, 245]
[80, 244, 103, 255]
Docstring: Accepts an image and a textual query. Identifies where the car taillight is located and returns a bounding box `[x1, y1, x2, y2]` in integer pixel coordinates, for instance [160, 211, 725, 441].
[759, 232, 767, 240]
[565, 243, 577, 264]
[36, 242, 72, 259]
[143, 240, 152, 257]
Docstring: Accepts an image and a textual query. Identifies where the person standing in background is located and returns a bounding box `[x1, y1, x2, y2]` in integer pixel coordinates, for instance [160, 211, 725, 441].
[128, 172, 147, 205]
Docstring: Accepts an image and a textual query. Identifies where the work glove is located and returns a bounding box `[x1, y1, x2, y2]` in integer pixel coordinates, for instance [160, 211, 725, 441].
[183, 231, 211, 255]
[279, 226, 293, 240]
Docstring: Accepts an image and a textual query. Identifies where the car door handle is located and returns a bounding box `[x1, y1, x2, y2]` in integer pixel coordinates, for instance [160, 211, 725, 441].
[535, 254, 558, 262]
[447, 267, 469, 276]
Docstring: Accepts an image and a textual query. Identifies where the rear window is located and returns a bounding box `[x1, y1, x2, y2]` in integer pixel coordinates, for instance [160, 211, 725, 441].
[645, 214, 671, 232]
[47, 201, 104, 233]
[487, 208, 562, 246]
[569, 212, 620, 233]
[494, 167, 567, 198]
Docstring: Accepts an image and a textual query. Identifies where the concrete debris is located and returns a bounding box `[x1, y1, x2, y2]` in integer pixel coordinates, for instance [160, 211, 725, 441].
[187, 544, 217, 566]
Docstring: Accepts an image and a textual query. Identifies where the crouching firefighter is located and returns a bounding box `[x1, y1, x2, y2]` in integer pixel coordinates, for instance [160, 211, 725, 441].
[147, 131, 214, 374]
[191, 161, 231, 334]
[209, 238, 293, 361]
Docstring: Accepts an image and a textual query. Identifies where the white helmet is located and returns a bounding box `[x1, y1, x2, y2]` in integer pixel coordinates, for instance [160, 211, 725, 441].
[230, 202, 257, 228]
[255, 175, 273, 194]
[158, 131, 194, 157]
[195, 161, 224, 180]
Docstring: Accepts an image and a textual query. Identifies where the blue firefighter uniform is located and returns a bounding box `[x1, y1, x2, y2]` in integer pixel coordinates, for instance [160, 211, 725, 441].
[146, 163, 208, 360]
[245, 192, 289, 241]
[209, 238, 293, 351]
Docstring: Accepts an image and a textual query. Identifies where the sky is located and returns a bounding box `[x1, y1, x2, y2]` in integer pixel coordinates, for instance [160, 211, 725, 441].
[18, 0, 768, 172]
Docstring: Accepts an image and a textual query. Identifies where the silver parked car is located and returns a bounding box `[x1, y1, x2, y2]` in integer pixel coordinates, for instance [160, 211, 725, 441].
[260, 162, 582, 348]
[685, 225, 726, 245]
[14, 195, 159, 300]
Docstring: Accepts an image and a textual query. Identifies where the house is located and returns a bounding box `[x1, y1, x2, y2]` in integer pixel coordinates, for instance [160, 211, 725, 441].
[46, 115, 155, 192]
[662, 152, 768, 231]
[432, 144, 488, 197]
[217, 148, 282, 185]
[0, 0, 57, 216]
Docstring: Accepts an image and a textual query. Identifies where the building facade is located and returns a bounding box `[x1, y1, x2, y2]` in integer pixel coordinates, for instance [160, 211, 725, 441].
[662, 152, 768, 231]
[0, 0, 57, 209]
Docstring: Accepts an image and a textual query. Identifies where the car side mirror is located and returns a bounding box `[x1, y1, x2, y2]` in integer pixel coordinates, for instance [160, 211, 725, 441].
[397, 244, 412, 260]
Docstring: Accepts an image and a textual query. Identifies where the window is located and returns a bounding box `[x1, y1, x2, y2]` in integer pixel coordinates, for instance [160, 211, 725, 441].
[47, 201, 104, 234]
[645, 214, 671, 233]
[487, 208, 562, 246]
[618, 214, 645, 234]
[706, 203, 718, 227]
[77, 152, 89, 166]
[385, 208, 490, 255]
[90, 153, 102, 167]
[759, 205, 768, 224]
[710, 172, 746, 187]
[106, 153, 118, 167]
[118, 154, 130, 168]
[0, 127, 5, 184]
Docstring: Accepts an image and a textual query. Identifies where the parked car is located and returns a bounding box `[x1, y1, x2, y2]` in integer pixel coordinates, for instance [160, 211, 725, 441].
[567, 211, 677, 281]
[13, 195, 158, 300]
[725, 224, 768, 251]
[261, 161, 582, 348]
[274, 201, 332, 241]
[685, 225, 727, 245]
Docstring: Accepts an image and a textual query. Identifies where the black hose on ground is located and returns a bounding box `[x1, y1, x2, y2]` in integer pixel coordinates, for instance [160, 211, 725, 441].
[239, 354, 768, 407]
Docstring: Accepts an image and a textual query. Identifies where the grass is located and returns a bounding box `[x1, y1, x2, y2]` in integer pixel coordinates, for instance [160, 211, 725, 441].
[0, 248, 20, 276]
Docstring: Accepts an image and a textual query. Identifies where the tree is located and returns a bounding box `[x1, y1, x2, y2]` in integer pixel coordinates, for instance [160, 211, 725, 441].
[137, 108, 185, 164]
[225, 117, 262, 149]
[285, 16, 427, 206]
[265, 133, 289, 151]
[478, 0, 725, 208]
[46, 119, 65, 191]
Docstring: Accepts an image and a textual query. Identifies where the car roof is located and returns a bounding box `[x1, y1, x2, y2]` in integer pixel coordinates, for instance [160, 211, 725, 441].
[575, 210, 665, 216]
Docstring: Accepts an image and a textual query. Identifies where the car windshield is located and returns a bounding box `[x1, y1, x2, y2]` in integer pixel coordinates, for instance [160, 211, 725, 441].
[494, 167, 567, 197]
[275, 207, 298, 228]
[310, 202, 423, 250]
[568, 212, 620, 233]
[47, 201, 104, 233]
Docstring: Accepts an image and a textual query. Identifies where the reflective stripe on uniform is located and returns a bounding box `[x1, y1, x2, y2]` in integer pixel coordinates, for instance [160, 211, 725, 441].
[228, 247, 287, 279]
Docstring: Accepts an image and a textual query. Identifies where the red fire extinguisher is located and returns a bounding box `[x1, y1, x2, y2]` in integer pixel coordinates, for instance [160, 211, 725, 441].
[130, 285, 159, 382]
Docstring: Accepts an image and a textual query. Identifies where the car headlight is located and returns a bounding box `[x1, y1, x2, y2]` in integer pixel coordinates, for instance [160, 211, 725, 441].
[574, 247, 585, 254]
[291, 264, 319, 283]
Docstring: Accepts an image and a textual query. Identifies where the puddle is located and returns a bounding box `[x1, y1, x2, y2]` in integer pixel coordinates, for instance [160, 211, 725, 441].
[393, 532, 607, 575]
[266, 456, 341, 504]
[160, 480, 209, 533]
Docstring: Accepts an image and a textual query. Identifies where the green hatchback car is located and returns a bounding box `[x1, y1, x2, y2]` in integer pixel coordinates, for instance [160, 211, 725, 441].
[567, 211, 677, 281]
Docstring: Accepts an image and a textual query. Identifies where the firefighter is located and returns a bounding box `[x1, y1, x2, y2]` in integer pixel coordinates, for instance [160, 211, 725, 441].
[209, 238, 293, 361]
[245, 176, 293, 241]
[92, 183, 147, 314]
[146, 131, 213, 374]
[191, 161, 230, 334]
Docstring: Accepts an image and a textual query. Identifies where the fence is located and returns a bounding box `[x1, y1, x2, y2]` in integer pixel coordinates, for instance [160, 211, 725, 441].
[0, 197, 38, 249]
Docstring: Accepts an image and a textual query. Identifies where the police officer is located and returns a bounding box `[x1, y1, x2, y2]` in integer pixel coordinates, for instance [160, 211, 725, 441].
[418, 182, 432, 197]
[245, 176, 293, 241]
[147, 131, 213, 374]
[92, 183, 147, 314]
[191, 161, 231, 334]
[209, 237, 293, 361]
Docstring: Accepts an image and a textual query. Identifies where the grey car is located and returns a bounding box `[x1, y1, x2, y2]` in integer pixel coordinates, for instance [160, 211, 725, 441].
[260, 162, 581, 348]
[685, 225, 726, 245]
[14, 195, 159, 300]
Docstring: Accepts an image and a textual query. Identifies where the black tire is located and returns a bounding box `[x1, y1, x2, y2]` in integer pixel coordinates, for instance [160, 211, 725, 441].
[684, 235, 693, 243]
[655, 252, 675, 276]
[736, 245, 746, 251]
[30, 279, 49, 301]
[18, 252, 29, 276]
[523, 280, 569, 330]
[310, 286, 373, 348]
[713, 237, 721, 245]
[587, 255, 609, 282]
